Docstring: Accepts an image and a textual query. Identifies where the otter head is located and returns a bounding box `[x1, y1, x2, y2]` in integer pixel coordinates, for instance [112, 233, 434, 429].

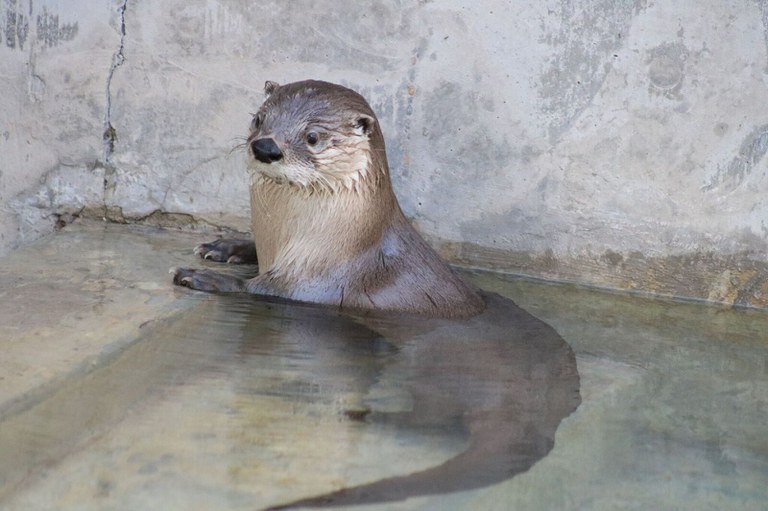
[247, 80, 386, 193]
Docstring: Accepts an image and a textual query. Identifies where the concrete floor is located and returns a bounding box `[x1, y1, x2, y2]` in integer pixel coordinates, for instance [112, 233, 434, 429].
[0, 221, 766, 510]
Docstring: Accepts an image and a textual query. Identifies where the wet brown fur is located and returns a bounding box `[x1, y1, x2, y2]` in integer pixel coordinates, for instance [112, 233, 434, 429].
[181, 80, 484, 318]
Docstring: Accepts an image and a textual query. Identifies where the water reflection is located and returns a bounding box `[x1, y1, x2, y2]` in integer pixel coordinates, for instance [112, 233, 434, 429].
[225, 292, 581, 508]
[0, 291, 579, 510]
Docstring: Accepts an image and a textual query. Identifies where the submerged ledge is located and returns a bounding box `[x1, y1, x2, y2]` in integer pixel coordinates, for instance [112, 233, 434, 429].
[437, 238, 768, 311]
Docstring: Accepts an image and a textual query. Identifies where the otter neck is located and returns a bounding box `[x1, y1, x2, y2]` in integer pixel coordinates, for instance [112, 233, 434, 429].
[250, 174, 399, 277]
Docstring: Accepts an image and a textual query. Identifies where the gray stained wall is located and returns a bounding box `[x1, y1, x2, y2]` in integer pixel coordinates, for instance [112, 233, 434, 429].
[1, 0, 767, 308]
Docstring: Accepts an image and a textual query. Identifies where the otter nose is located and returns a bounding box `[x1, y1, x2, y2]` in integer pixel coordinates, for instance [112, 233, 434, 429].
[251, 138, 283, 164]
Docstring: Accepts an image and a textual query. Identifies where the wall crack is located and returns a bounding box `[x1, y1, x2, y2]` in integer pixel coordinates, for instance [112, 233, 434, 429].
[103, 0, 127, 164]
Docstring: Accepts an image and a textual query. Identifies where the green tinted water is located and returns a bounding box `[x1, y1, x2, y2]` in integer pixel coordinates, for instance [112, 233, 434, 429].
[0, 223, 765, 510]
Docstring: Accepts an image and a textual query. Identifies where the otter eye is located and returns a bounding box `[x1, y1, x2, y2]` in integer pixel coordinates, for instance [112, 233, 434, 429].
[251, 113, 264, 131]
[306, 131, 319, 146]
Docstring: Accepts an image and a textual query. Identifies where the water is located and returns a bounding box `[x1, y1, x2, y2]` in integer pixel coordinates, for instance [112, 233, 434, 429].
[0, 223, 766, 510]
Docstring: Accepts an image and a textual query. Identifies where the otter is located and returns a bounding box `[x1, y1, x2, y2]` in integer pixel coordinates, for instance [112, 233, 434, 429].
[171, 80, 580, 509]
[172, 80, 484, 318]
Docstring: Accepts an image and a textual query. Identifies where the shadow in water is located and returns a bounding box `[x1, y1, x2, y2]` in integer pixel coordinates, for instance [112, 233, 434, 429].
[241, 292, 582, 509]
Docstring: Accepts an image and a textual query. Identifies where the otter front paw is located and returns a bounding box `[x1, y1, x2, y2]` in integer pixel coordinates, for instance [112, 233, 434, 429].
[171, 267, 246, 293]
[193, 239, 257, 264]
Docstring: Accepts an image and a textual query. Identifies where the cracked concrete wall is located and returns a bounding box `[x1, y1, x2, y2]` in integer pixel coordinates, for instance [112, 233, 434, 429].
[2, 0, 768, 307]
[0, 0, 116, 249]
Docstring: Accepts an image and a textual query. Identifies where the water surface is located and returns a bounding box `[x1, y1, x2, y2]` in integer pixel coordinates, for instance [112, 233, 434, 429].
[1, 223, 766, 510]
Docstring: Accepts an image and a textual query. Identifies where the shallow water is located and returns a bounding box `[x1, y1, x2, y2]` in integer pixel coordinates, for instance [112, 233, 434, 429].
[1, 223, 767, 510]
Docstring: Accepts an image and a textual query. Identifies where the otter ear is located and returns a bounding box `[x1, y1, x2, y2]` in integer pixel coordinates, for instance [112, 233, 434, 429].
[354, 114, 375, 137]
[264, 81, 280, 98]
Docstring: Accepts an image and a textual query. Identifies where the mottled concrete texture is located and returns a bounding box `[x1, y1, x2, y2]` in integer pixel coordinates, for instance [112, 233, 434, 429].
[1, 0, 767, 306]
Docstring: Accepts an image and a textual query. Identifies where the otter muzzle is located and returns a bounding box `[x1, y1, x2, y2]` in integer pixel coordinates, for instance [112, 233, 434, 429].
[251, 138, 283, 164]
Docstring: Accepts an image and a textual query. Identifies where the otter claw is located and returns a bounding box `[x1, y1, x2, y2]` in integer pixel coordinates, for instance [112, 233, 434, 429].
[192, 239, 257, 265]
[171, 267, 246, 293]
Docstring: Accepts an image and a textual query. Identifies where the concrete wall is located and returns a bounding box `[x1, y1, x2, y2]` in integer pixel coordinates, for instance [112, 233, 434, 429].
[0, 0, 113, 248]
[2, 0, 767, 308]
